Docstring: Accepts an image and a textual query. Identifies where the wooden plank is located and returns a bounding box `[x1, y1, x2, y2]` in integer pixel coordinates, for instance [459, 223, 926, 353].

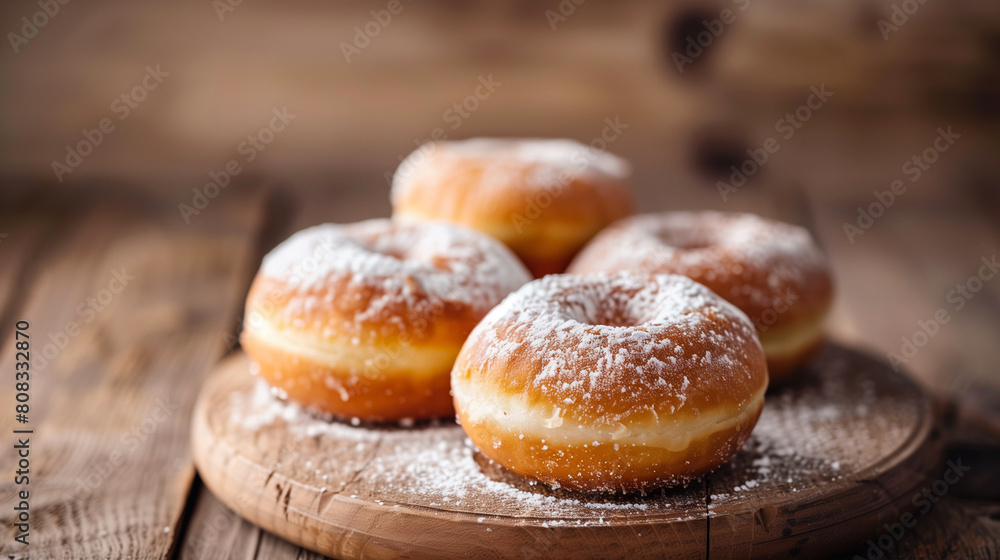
[831, 500, 1000, 560]
[180, 481, 335, 560]
[191, 346, 936, 560]
[0, 208, 54, 332]
[0, 191, 265, 558]
[255, 531, 331, 560]
[178, 481, 263, 560]
[183, 481, 344, 560]
[179, 187, 307, 560]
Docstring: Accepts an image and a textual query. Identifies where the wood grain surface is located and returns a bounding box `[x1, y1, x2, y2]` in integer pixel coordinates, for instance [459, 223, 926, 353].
[191, 344, 942, 560]
[0, 191, 266, 559]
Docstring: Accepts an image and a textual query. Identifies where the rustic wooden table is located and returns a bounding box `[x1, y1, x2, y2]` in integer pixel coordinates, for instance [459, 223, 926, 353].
[0, 176, 997, 559]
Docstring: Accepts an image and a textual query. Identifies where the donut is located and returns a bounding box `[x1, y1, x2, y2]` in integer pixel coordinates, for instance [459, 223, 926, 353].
[452, 272, 768, 493]
[568, 212, 834, 381]
[241, 219, 531, 423]
[391, 138, 634, 277]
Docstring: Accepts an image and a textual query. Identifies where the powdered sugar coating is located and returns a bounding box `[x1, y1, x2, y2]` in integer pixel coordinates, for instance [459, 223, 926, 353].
[569, 212, 834, 327]
[455, 272, 766, 427]
[392, 138, 631, 200]
[253, 219, 531, 339]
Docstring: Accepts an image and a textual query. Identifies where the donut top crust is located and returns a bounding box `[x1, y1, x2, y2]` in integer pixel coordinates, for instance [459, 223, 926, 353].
[390, 138, 633, 225]
[393, 138, 631, 194]
[568, 212, 834, 327]
[454, 273, 767, 427]
[251, 219, 531, 342]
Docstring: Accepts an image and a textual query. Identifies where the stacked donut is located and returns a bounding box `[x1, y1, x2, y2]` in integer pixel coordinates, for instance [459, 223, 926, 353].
[240, 138, 834, 493]
[568, 212, 834, 381]
[392, 138, 634, 277]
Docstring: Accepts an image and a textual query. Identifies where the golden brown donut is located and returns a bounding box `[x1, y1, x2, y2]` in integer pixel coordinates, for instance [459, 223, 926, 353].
[452, 272, 768, 493]
[568, 212, 834, 381]
[391, 138, 634, 277]
[241, 219, 531, 423]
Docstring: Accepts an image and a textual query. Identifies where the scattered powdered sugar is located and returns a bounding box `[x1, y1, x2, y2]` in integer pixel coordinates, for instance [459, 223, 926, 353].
[234, 381, 304, 430]
[221, 342, 925, 523]
[569, 212, 832, 314]
[218, 347, 922, 526]
[707, 347, 920, 508]
[229, 379, 700, 520]
[254, 219, 530, 337]
[459, 272, 763, 426]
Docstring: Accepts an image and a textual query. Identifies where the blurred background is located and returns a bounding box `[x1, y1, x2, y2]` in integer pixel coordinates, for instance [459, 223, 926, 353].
[3, 0, 999, 400]
[2, 0, 998, 207]
[2, 1, 1000, 557]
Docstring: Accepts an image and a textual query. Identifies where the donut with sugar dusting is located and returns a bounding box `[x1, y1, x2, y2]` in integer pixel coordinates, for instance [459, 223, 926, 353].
[451, 272, 768, 493]
[391, 138, 634, 277]
[568, 212, 834, 381]
[241, 219, 531, 423]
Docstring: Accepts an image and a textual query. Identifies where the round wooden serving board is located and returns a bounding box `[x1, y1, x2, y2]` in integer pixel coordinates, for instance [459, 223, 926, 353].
[192, 344, 943, 559]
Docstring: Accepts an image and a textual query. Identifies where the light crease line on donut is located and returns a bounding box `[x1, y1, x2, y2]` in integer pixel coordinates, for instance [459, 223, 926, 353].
[248, 321, 459, 379]
[453, 380, 766, 453]
[758, 313, 829, 361]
